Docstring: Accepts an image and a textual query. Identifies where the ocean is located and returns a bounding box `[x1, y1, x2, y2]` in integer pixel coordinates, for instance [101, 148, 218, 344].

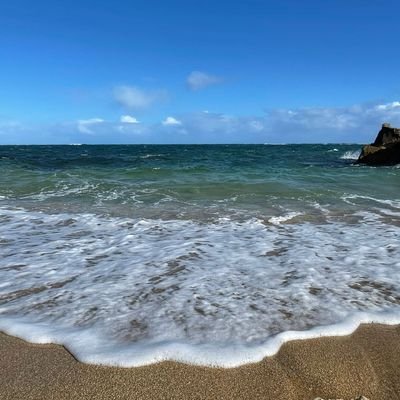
[0, 144, 399, 367]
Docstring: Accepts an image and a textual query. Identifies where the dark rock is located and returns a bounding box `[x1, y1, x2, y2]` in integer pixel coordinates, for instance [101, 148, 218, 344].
[372, 122, 400, 146]
[357, 123, 400, 165]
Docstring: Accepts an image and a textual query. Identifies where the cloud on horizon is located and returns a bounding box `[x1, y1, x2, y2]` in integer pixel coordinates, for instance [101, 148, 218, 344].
[2, 100, 400, 144]
[77, 118, 105, 134]
[186, 71, 222, 91]
[120, 115, 140, 124]
[260, 101, 400, 142]
[113, 86, 166, 109]
[162, 116, 182, 126]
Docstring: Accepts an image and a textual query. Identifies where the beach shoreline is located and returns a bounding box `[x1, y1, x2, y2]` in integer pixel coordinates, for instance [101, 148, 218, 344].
[1, 323, 399, 400]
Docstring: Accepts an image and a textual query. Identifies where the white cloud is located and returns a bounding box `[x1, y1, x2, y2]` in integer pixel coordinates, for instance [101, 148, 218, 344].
[266, 101, 400, 133]
[3, 100, 400, 144]
[249, 120, 264, 132]
[162, 116, 182, 126]
[164, 100, 400, 143]
[187, 71, 222, 91]
[120, 115, 140, 124]
[114, 86, 165, 109]
[77, 118, 104, 134]
[114, 124, 147, 135]
[375, 101, 400, 111]
[61, 101, 400, 143]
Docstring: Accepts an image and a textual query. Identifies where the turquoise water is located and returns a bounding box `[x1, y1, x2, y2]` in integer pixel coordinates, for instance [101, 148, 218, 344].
[0, 144, 398, 220]
[0, 144, 399, 366]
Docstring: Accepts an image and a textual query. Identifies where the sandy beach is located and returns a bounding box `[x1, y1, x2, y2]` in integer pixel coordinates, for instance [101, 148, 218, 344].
[0, 323, 399, 400]
[2, 0, 400, 398]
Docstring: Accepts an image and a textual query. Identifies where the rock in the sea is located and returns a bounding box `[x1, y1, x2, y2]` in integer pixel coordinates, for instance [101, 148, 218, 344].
[357, 123, 400, 165]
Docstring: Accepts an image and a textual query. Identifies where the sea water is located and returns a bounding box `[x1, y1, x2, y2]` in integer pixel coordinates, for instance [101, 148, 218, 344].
[0, 144, 399, 367]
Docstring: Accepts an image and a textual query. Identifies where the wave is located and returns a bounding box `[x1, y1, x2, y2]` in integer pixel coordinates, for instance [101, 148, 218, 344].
[1, 312, 400, 367]
[0, 206, 399, 367]
[340, 150, 360, 160]
[341, 194, 400, 209]
[268, 211, 302, 225]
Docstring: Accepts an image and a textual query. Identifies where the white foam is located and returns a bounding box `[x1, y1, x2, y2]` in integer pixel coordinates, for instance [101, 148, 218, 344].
[0, 206, 400, 367]
[340, 150, 360, 160]
[1, 312, 400, 367]
[140, 154, 163, 159]
[268, 212, 302, 225]
[341, 194, 400, 209]
[22, 181, 99, 201]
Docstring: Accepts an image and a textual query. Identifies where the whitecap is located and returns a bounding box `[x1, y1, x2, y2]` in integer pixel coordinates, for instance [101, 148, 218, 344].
[340, 150, 360, 160]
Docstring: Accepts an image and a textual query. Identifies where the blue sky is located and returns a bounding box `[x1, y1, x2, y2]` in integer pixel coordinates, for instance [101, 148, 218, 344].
[1, 0, 400, 144]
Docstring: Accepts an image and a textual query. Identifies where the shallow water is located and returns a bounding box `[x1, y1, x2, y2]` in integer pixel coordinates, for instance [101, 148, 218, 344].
[0, 144, 399, 366]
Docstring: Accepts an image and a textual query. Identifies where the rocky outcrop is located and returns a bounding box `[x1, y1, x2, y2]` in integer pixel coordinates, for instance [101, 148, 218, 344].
[357, 123, 400, 165]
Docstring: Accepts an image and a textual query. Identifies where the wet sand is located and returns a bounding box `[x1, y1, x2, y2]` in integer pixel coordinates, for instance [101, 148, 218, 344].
[1, 324, 400, 400]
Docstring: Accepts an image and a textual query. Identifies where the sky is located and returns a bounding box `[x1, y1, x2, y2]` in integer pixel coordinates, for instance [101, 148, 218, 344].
[1, 0, 400, 144]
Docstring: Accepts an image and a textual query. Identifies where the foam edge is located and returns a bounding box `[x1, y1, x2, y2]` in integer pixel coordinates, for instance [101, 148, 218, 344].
[1, 311, 400, 368]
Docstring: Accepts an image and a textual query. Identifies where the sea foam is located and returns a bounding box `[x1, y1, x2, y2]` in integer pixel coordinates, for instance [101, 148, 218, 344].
[0, 206, 399, 367]
[340, 150, 361, 160]
[1, 312, 400, 367]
